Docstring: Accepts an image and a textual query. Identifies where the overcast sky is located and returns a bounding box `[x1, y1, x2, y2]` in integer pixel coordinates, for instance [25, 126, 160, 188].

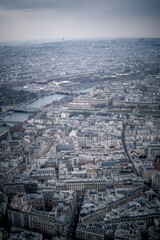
[0, 0, 160, 41]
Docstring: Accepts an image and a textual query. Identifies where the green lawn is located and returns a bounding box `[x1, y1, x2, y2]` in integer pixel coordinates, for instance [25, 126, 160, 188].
[139, 110, 160, 114]
[106, 110, 132, 113]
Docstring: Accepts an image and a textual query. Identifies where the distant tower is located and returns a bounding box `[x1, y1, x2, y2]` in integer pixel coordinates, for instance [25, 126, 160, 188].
[7, 129, 12, 151]
[7, 129, 12, 142]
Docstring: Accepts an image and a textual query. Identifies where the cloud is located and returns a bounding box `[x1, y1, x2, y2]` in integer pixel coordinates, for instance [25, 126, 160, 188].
[0, 0, 86, 10]
[0, 0, 159, 41]
[0, 0, 160, 20]
[0, 0, 159, 13]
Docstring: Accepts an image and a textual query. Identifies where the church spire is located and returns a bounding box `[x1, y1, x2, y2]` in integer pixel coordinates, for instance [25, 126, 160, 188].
[7, 129, 12, 142]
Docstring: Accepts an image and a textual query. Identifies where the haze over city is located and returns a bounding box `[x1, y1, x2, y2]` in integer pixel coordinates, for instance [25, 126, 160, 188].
[0, 0, 160, 41]
[0, 0, 160, 240]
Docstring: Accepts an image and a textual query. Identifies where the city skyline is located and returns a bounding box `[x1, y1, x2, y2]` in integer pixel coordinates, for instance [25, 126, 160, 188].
[0, 0, 160, 41]
[0, 35, 160, 238]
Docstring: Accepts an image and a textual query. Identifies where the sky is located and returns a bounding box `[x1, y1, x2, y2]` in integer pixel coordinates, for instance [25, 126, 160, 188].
[0, 0, 160, 41]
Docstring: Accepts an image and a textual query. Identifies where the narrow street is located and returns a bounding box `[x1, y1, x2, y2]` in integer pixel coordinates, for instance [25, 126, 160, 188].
[121, 122, 131, 164]
[121, 120, 139, 176]
[70, 196, 84, 240]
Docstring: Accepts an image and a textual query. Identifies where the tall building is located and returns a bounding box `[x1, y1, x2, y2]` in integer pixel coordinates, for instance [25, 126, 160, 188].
[0, 227, 8, 240]
[151, 172, 160, 191]
[7, 129, 12, 151]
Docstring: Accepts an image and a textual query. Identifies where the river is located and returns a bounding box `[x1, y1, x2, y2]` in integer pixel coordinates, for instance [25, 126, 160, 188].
[27, 94, 65, 108]
[0, 90, 93, 134]
[0, 94, 66, 134]
[3, 112, 32, 122]
[73, 87, 95, 93]
[0, 125, 9, 134]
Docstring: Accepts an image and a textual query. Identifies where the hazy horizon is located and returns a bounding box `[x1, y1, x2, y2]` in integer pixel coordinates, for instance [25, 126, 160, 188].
[0, 0, 160, 41]
[1, 37, 160, 45]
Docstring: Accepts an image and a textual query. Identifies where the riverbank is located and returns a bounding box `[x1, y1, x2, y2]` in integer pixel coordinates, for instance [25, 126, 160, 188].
[0, 93, 67, 135]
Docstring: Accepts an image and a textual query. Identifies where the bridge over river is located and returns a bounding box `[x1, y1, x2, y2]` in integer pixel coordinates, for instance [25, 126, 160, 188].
[12, 107, 40, 113]
[0, 120, 21, 124]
